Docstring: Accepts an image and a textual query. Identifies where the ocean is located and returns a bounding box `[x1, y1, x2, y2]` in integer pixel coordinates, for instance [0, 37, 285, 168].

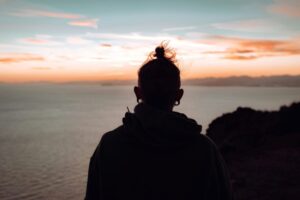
[0, 84, 299, 200]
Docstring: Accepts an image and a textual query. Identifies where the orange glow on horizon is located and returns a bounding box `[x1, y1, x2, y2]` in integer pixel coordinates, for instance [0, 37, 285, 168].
[1, 34, 300, 83]
[1, 63, 300, 83]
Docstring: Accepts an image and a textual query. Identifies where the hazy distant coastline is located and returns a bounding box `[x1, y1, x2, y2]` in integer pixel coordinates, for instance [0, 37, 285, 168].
[184, 75, 300, 87]
[1, 75, 300, 87]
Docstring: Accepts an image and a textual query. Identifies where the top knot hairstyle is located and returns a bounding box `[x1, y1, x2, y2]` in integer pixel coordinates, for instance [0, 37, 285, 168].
[154, 46, 165, 59]
[138, 42, 181, 109]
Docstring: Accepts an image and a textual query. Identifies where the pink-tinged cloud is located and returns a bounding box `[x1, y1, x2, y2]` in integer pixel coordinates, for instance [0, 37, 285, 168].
[68, 19, 98, 28]
[101, 43, 112, 47]
[32, 66, 51, 70]
[11, 9, 83, 19]
[66, 36, 92, 45]
[203, 36, 300, 60]
[0, 53, 45, 63]
[19, 36, 61, 46]
[24, 38, 49, 44]
[223, 55, 258, 60]
[268, 0, 300, 17]
[212, 19, 273, 32]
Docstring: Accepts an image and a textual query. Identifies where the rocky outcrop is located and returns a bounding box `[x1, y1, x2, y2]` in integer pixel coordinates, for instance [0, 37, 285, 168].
[207, 102, 300, 200]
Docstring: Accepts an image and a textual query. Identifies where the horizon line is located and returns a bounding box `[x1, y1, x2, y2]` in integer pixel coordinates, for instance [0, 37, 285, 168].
[1, 74, 300, 84]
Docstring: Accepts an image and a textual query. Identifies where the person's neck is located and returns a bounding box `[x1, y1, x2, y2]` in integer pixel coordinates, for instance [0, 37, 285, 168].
[144, 102, 173, 112]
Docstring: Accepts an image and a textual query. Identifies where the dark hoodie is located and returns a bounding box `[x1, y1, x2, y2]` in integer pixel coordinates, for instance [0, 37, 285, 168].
[85, 103, 232, 200]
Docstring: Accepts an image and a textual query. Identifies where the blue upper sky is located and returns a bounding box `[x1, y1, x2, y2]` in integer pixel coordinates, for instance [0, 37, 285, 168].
[1, 0, 299, 40]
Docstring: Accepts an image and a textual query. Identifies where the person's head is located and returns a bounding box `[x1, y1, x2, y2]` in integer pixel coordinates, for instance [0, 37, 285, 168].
[134, 42, 184, 111]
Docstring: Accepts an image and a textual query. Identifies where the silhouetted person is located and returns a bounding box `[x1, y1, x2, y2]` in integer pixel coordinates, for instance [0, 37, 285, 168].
[85, 43, 233, 200]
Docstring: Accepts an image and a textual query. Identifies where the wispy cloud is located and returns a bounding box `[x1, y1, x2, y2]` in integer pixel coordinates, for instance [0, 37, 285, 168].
[203, 35, 300, 60]
[66, 36, 92, 45]
[18, 35, 61, 46]
[223, 55, 258, 60]
[11, 9, 83, 19]
[86, 32, 175, 41]
[163, 26, 197, 32]
[212, 19, 273, 32]
[68, 19, 98, 28]
[268, 0, 300, 18]
[100, 43, 112, 47]
[10, 8, 98, 29]
[0, 53, 45, 63]
[32, 66, 51, 70]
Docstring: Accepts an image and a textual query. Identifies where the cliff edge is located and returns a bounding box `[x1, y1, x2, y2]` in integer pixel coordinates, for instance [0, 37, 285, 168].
[207, 102, 300, 200]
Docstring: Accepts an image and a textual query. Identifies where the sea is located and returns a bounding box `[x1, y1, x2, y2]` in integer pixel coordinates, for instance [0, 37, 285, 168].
[0, 84, 299, 200]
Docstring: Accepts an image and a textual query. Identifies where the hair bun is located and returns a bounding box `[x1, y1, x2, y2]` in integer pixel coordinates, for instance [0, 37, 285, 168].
[145, 42, 177, 64]
[154, 47, 165, 59]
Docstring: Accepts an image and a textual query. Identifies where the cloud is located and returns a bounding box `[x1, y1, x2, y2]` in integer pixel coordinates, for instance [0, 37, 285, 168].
[21, 38, 49, 45]
[32, 66, 51, 70]
[68, 19, 98, 28]
[203, 35, 300, 60]
[212, 19, 273, 32]
[163, 26, 197, 32]
[101, 43, 112, 47]
[223, 55, 258, 60]
[86, 32, 175, 42]
[268, 0, 300, 17]
[0, 53, 45, 63]
[10, 9, 98, 29]
[18, 35, 61, 46]
[11, 9, 83, 19]
[66, 36, 92, 45]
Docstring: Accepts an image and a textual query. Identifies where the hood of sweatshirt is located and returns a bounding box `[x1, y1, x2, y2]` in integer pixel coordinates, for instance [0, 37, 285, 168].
[122, 103, 202, 147]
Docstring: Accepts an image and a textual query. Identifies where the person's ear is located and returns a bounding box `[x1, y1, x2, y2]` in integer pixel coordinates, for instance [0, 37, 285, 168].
[176, 88, 184, 102]
[134, 86, 143, 103]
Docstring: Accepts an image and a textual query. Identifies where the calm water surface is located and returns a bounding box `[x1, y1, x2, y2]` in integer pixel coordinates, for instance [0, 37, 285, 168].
[0, 84, 299, 200]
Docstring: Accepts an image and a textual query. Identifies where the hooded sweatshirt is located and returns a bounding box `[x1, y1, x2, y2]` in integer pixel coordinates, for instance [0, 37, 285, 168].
[85, 103, 232, 200]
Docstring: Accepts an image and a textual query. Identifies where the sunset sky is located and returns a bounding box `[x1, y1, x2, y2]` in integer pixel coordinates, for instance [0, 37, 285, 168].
[0, 0, 300, 82]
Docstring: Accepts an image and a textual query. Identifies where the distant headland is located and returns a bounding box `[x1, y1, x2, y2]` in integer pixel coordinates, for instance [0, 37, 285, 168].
[184, 75, 300, 87]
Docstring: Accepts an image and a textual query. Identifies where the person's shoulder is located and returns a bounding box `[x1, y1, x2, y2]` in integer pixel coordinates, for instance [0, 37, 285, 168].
[101, 125, 124, 139]
[98, 125, 126, 147]
[92, 125, 125, 156]
[194, 133, 219, 152]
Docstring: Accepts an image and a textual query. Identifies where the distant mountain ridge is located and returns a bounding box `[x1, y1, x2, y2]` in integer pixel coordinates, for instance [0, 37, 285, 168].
[183, 75, 300, 87]
[73, 75, 300, 86]
[2, 75, 300, 86]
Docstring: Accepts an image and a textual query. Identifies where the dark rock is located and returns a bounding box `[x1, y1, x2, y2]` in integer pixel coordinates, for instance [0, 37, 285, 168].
[206, 102, 300, 200]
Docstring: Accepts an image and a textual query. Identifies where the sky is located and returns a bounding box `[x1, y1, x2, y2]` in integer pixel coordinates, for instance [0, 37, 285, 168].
[0, 0, 300, 82]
